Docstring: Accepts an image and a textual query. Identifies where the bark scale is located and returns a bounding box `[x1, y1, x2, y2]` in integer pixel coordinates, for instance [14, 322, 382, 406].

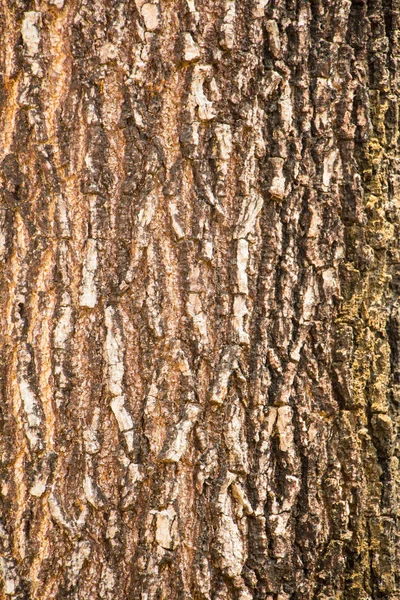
[1, 0, 400, 599]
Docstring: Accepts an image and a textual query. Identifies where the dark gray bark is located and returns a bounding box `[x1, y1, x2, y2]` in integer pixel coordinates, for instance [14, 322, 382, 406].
[1, 0, 400, 598]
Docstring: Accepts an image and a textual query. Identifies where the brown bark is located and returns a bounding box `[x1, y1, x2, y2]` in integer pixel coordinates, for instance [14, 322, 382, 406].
[1, 0, 400, 598]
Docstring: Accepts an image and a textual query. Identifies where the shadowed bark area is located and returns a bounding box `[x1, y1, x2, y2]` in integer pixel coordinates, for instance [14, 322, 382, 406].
[1, 0, 400, 598]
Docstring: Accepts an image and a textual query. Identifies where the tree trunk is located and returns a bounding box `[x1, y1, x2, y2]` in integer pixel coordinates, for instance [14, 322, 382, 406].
[1, 0, 400, 598]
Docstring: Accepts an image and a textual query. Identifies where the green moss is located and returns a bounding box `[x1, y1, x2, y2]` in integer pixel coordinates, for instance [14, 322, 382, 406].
[335, 81, 398, 596]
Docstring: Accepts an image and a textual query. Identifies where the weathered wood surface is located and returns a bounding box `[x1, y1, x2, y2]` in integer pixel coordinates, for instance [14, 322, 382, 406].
[1, 0, 400, 598]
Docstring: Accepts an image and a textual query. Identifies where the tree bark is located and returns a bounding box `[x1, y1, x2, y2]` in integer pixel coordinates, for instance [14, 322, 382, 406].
[1, 0, 400, 598]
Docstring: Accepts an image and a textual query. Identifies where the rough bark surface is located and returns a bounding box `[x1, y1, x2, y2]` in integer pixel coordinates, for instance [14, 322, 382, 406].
[1, 0, 400, 598]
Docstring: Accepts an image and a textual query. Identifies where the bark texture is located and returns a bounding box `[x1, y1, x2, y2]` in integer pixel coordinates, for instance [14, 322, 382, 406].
[1, 0, 400, 598]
